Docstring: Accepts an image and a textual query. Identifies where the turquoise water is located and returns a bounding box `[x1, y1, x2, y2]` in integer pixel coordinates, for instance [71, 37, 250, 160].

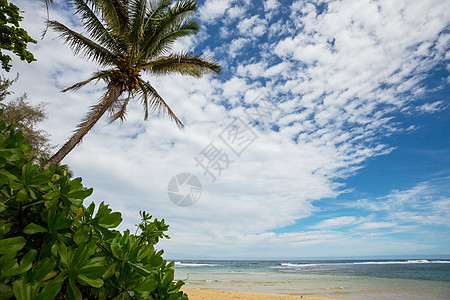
[173, 260, 450, 299]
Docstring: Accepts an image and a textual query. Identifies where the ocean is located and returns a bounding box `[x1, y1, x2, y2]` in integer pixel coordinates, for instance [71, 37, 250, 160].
[173, 259, 450, 299]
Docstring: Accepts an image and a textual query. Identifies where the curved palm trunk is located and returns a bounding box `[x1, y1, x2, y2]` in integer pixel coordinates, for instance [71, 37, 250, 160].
[44, 85, 121, 169]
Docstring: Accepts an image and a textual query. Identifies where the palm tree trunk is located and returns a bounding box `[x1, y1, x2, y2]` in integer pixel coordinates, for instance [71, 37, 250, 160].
[44, 85, 121, 169]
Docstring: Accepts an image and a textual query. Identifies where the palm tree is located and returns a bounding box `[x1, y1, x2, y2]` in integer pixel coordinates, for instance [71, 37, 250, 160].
[43, 0, 221, 169]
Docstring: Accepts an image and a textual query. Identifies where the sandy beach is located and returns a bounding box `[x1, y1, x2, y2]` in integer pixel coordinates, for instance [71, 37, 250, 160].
[183, 289, 335, 300]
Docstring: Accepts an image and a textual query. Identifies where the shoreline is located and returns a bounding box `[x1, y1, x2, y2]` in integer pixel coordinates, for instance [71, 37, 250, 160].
[182, 288, 337, 300]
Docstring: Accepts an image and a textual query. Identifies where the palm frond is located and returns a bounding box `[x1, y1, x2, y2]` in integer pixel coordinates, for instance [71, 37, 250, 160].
[147, 0, 172, 19]
[139, 53, 221, 77]
[138, 78, 183, 128]
[96, 0, 130, 35]
[61, 70, 111, 92]
[108, 93, 130, 123]
[71, 0, 122, 53]
[48, 20, 116, 66]
[141, 19, 198, 60]
[137, 0, 198, 61]
[128, 0, 149, 57]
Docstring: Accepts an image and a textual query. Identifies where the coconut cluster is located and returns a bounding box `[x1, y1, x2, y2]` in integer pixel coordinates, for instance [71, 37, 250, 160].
[109, 57, 140, 91]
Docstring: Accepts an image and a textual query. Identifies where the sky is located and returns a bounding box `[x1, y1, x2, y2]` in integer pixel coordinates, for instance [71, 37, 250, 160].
[6, 0, 450, 259]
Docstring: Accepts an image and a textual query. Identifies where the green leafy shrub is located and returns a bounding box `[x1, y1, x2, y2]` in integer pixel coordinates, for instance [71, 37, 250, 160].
[0, 113, 187, 299]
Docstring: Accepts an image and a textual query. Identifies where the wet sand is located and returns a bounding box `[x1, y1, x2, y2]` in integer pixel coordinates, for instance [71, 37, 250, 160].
[183, 288, 336, 300]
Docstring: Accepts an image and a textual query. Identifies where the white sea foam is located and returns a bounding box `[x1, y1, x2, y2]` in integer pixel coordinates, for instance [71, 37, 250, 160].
[174, 262, 223, 267]
[273, 260, 450, 269]
[278, 263, 325, 268]
[353, 260, 450, 265]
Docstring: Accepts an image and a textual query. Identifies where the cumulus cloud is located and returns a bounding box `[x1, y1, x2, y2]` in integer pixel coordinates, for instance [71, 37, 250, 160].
[237, 15, 268, 37]
[264, 0, 280, 11]
[226, 5, 246, 20]
[228, 38, 251, 58]
[198, 0, 235, 24]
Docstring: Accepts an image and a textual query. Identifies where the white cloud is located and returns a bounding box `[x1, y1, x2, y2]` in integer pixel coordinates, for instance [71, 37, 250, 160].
[226, 5, 246, 20]
[237, 15, 268, 37]
[349, 181, 450, 228]
[198, 0, 235, 24]
[312, 216, 358, 229]
[416, 101, 446, 113]
[357, 222, 396, 230]
[264, 0, 280, 11]
[228, 38, 251, 58]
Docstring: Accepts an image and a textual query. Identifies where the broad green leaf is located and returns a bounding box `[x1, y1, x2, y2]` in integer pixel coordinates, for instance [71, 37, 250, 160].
[137, 245, 152, 261]
[110, 243, 123, 259]
[67, 280, 82, 300]
[98, 211, 122, 228]
[2, 250, 37, 277]
[27, 188, 36, 200]
[12, 277, 28, 300]
[134, 278, 158, 293]
[0, 236, 25, 254]
[86, 202, 95, 216]
[0, 172, 10, 187]
[41, 271, 58, 282]
[23, 223, 48, 235]
[102, 262, 117, 279]
[12, 277, 38, 300]
[53, 211, 72, 231]
[73, 225, 90, 245]
[22, 163, 39, 183]
[35, 276, 65, 300]
[67, 187, 93, 199]
[0, 169, 18, 181]
[28, 170, 53, 186]
[95, 202, 122, 228]
[44, 196, 59, 208]
[77, 274, 104, 288]
[0, 250, 17, 270]
[112, 292, 130, 300]
[0, 283, 13, 299]
[71, 242, 89, 268]
[56, 242, 68, 268]
[67, 197, 83, 207]
[128, 262, 152, 276]
[162, 269, 174, 286]
[18, 144, 31, 155]
[147, 255, 163, 267]
[31, 258, 56, 282]
[69, 177, 83, 190]
[168, 293, 183, 300]
[42, 191, 59, 200]
[0, 221, 12, 238]
[79, 265, 106, 278]
[84, 257, 106, 267]
[15, 188, 28, 203]
[0, 156, 6, 168]
[170, 280, 184, 292]
[10, 180, 24, 191]
[0, 149, 11, 158]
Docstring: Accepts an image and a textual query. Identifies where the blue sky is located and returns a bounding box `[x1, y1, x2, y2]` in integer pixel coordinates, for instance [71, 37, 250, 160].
[8, 0, 450, 259]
